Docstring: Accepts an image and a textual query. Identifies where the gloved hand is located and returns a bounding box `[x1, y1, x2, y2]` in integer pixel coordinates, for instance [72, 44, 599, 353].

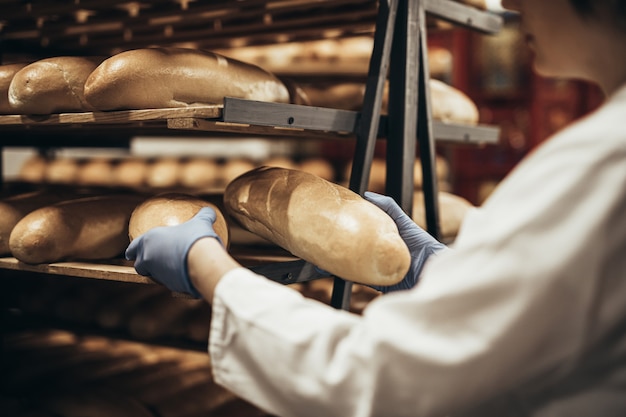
[364, 192, 446, 293]
[125, 207, 222, 298]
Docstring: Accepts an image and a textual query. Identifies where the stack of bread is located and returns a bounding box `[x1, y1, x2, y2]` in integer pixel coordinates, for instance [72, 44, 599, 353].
[0, 47, 295, 115]
[0, 44, 478, 127]
[16, 154, 338, 190]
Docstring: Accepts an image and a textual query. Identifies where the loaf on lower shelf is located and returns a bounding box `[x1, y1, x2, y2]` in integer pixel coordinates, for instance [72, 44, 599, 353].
[9, 194, 146, 264]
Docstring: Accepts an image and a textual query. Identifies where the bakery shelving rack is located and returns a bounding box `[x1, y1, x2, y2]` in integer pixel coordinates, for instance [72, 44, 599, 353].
[0, 0, 502, 311]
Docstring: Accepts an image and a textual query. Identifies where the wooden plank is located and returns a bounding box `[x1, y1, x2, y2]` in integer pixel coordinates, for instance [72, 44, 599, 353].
[0, 106, 222, 126]
[0, 248, 298, 284]
[168, 117, 355, 140]
[0, 257, 151, 284]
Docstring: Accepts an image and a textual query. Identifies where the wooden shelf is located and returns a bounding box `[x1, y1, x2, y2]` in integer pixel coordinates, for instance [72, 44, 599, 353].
[0, 102, 499, 145]
[0, 1, 500, 57]
[0, 247, 298, 286]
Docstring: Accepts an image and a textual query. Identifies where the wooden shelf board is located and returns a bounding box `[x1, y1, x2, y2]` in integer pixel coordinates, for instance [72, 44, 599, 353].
[0, 247, 298, 285]
[0, 106, 222, 126]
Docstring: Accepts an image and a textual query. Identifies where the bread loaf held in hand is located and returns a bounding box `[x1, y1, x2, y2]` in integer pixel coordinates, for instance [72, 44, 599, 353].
[8, 56, 102, 114]
[9, 194, 146, 264]
[224, 167, 410, 286]
[128, 193, 229, 248]
[84, 47, 291, 110]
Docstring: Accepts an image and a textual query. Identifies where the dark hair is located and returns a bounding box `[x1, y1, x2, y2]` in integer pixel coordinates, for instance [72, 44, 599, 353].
[569, 0, 626, 30]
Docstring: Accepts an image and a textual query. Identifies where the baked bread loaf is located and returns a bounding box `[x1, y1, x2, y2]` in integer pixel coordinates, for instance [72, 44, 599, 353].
[128, 192, 229, 248]
[112, 157, 149, 188]
[0, 190, 78, 255]
[224, 167, 410, 286]
[220, 158, 256, 186]
[429, 79, 479, 125]
[84, 47, 291, 110]
[44, 157, 81, 184]
[0, 63, 28, 113]
[76, 157, 116, 186]
[298, 157, 335, 182]
[9, 194, 145, 264]
[8, 56, 102, 114]
[17, 154, 48, 182]
[412, 190, 474, 239]
[145, 158, 181, 189]
[179, 158, 219, 189]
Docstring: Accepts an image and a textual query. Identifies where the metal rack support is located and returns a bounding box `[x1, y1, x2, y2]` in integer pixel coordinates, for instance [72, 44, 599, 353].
[331, 0, 442, 309]
[330, 0, 399, 310]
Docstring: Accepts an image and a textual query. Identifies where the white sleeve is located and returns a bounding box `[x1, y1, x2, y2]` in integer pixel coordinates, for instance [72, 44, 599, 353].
[208, 102, 626, 417]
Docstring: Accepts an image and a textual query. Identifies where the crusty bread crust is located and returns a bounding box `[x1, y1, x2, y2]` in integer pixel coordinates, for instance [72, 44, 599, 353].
[224, 166, 410, 286]
[128, 192, 229, 248]
[84, 47, 291, 110]
[8, 57, 102, 114]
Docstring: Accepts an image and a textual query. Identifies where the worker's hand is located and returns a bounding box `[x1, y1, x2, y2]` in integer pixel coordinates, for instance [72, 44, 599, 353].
[125, 207, 222, 298]
[364, 192, 446, 293]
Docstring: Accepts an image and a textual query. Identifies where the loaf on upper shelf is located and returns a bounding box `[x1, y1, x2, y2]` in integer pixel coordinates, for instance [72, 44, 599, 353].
[8, 57, 103, 114]
[84, 47, 292, 111]
[0, 63, 27, 114]
[412, 190, 474, 240]
[302, 79, 479, 125]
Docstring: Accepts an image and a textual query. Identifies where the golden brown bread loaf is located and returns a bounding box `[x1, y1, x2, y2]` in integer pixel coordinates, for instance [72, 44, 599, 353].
[145, 157, 181, 189]
[8, 56, 102, 114]
[9, 194, 145, 264]
[112, 157, 149, 188]
[76, 157, 116, 186]
[179, 158, 220, 189]
[220, 158, 256, 186]
[298, 157, 335, 182]
[0, 63, 28, 114]
[43, 157, 81, 184]
[0, 190, 78, 255]
[128, 192, 229, 248]
[17, 154, 48, 182]
[84, 47, 291, 110]
[224, 167, 410, 286]
[429, 79, 479, 125]
[412, 190, 474, 239]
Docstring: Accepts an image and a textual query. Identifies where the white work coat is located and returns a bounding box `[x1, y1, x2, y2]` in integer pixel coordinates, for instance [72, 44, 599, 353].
[208, 84, 626, 417]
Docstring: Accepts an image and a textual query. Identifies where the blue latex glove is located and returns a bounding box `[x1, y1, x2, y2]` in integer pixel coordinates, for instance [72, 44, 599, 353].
[364, 192, 446, 293]
[125, 207, 222, 298]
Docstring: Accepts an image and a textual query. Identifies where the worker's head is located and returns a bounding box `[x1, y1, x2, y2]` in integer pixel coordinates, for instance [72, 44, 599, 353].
[500, 0, 626, 93]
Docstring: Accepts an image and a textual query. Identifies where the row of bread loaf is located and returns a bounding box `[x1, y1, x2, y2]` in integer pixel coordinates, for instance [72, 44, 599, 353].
[17, 152, 451, 192]
[0, 46, 478, 125]
[1, 167, 472, 286]
[0, 47, 294, 115]
[16, 154, 337, 189]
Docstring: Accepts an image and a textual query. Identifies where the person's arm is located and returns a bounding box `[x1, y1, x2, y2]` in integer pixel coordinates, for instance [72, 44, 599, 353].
[186, 237, 239, 302]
